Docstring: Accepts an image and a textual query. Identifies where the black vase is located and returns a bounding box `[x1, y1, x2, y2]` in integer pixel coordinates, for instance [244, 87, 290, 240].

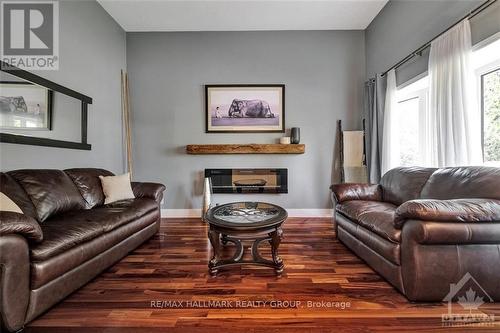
[290, 127, 300, 144]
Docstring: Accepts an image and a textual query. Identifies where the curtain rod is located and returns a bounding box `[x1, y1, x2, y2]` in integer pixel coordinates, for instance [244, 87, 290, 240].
[381, 0, 497, 77]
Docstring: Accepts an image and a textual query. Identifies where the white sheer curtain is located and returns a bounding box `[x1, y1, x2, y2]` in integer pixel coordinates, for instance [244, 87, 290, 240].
[381, 69, 399, 175]
[428, 19, 482, 167]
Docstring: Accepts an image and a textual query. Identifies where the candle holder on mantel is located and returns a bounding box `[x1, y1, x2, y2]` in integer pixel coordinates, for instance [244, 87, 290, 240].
[291, 127, 300, 144]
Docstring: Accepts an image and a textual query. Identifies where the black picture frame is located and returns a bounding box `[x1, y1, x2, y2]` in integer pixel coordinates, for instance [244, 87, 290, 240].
[0, 61, 92, 150]
[205, 84, 285, 133]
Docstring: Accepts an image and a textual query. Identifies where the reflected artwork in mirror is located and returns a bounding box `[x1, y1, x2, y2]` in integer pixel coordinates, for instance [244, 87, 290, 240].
[0, 81, 53, 130]
[0, 61, 92, 150]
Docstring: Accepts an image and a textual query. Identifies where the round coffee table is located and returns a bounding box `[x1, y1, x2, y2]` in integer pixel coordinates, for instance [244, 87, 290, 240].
[205, 202, 287, 276]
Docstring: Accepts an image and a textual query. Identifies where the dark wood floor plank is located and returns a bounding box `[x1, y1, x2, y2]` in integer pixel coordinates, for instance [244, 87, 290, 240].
[27, 218, 500, 332]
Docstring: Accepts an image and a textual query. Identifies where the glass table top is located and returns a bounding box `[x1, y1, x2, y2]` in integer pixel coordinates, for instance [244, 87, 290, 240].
[207, 202, 287, 227]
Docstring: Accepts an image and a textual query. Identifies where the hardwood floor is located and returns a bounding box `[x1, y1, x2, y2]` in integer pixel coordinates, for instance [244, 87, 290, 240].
[26, 218, 500, 332]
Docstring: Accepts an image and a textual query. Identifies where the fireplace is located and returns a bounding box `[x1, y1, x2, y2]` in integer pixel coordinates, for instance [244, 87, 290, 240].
[205, 168, 288, 194]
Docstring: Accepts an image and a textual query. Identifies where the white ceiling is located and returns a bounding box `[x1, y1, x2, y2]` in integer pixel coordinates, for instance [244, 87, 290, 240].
[97, 0, 388, 32]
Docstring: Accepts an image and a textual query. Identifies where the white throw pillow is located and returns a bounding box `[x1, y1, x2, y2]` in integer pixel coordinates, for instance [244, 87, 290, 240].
[99, 173, 135, 204]
[0, 192, 23, 213]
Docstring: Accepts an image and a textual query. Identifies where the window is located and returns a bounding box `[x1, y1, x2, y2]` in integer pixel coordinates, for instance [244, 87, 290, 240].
[393, 37, 500, 168]
[474, 38, 500, 166]
[395, 76, 429, 167]
[397, 97, 419, 166]
[481, 68, 500, 166]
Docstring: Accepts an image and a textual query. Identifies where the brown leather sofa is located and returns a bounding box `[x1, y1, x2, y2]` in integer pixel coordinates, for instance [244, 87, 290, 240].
[0, 168, 165, 332]
[331, 166, 500, 301]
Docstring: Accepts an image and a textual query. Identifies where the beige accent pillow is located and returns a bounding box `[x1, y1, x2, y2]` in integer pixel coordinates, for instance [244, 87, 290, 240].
[0, 192, 23, 213]
[99, 173, 135, 204]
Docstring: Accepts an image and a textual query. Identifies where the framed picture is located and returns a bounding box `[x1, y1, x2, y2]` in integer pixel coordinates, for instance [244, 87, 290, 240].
[0, 81, 53, 130]
[206, 84, 285, 133]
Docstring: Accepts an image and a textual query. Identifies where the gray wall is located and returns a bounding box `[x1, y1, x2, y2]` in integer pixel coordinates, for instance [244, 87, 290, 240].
[0, 0, 127, 173]
[365, 0, 483, 79]
[127, 31, 365, 209]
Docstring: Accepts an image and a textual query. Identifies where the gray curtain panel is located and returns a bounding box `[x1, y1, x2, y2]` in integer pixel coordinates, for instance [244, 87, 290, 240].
[364, 74, 386, 183]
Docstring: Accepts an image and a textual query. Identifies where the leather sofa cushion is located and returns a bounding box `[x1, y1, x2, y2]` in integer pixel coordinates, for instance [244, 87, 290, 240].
[0, 173, 38, 219]
[65, 168, 114, 208]
[30, 198, 158, 261]
[31, 218, 104, 261]
[337, 201, 400, 243]
[420, 166, 500, 200]
[99, 198, 158, 232]
[336, 214, 401, 265]
[31, 209, 159, 289]
[380, 167, 436, 205]
[8, 170, 86, 222]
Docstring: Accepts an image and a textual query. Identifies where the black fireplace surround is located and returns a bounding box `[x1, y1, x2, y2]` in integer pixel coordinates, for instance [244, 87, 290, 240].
[205, 168, 288, 193]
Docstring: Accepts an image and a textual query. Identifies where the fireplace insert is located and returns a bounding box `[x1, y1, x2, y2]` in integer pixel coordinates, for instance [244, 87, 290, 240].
[205, 168, 288, 193]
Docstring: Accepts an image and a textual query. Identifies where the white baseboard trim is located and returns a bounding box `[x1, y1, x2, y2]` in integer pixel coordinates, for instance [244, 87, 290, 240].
[286, 209, 333, 217]
[162, 209, 202, 218]
[161, 208, 333, 218]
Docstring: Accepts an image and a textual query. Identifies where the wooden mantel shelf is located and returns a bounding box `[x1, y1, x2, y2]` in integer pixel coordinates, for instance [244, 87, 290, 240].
[186, 144, 305, 154]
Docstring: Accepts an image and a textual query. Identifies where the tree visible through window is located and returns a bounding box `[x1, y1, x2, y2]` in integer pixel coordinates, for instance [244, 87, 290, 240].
[397, 97, 420, 166]
[395, 76, 428, 167]
[482, 68, 500, 165]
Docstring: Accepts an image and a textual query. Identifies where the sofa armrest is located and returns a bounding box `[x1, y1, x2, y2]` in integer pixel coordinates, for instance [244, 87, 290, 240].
[0, 235, 30, 332]
[131, 182, 166, 203]
[394, 198, 500, 229]
[402, 219, 500, 244]
[400, 220, 500, 301]
[330, 183, 381, 204]
[0, 211, 43, 243]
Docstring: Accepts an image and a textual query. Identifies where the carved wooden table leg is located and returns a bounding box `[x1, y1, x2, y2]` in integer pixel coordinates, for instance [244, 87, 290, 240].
[208, 229, 221, 276]
[270, 227, 284, 275]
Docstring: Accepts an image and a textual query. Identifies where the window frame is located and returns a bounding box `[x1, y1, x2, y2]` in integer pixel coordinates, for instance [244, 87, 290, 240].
[396, 77, 429, 167]
[475, 60, 500, 164]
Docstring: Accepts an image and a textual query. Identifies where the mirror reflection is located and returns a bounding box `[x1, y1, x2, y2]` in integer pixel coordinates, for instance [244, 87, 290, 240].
[0, 71, 82, 143]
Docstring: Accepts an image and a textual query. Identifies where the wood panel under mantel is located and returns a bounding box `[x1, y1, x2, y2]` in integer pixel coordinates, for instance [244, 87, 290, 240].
[186, 143, 305, 154]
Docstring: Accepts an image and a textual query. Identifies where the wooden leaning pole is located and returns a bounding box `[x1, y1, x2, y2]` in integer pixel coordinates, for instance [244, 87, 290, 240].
[121, 70, 133, 176]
